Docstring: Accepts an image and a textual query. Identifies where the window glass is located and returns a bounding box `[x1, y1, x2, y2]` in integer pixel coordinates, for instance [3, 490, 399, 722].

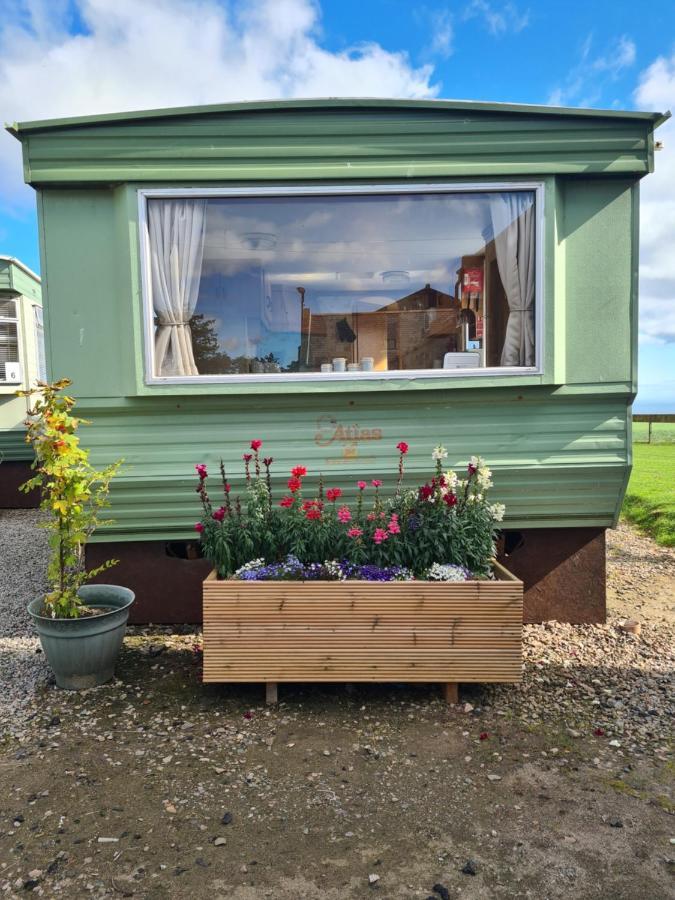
[34, 306, 46, 381]
[0, 299, 19, 383]
[145, 190, 537, 379]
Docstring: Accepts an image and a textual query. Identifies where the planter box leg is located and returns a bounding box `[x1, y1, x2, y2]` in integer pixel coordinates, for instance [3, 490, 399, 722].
[265, 682, 278, 705]
[442, 683, 458, 705]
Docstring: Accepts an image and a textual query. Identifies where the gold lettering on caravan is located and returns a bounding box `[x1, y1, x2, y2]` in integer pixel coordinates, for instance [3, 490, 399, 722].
[314, 416, 383, 463]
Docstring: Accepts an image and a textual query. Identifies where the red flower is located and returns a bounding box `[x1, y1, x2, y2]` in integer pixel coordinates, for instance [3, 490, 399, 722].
[371, 479, 382, 488]
[593, 727, 605, 737]
[305, 509, 322, 520]
[243, 453, 253, 463]
[373, 528, 388, 544]
[291, 466, 307, 477]
[325, 487, 342, 502]
[357, 480, 367, 490]
[396, 441, 409, 454]
[250, 439, 262, 451]
[479, 732, 489, 741]
[419, 483, 434, 501]
[212, 507, 225, 522]
[302, 499, 323, 511]
[263, 457, 273, 467]
[195, 463, 208, 480]
[287, 477, 302, 493]
[243, 710, 253, 720]
[194, 522, 204, 533]
[468, 462, 477, 475]
[279, 496, 294, 508]
[224, 483, 232, 493]
[337, 506, 352, 523]
[443, 492, 458, 507]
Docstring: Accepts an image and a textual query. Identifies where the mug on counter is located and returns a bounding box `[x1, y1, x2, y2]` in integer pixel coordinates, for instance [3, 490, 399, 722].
[361, 357, 374, 371]
[332, 357, 346, 372]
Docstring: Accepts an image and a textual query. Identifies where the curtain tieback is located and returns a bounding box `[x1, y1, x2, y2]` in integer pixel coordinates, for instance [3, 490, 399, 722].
[157, 321, 191, 327]
[508, 306, 531, 312]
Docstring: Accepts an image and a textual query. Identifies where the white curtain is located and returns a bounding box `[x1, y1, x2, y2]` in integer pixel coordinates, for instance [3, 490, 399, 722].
[489, 193, 535, 367]
[148, 199, 206, 376]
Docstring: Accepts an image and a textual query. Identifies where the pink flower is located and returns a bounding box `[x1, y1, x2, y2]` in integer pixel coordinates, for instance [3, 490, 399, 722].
[279, 496, 294, 508]
[387, 517, 401, 534]
[250, 439, 262, 451]
[243, 453, 253, 463]
[212, 507, 225, 522]
[366, 513, 376, 521]
[373, 528, 388, 544]
[396, 441, 409, 454]
[287, 477, 302, 493]
[224, 483, 232, 493]
[337, 506, 352, 523]
[347, 527, 363, 538]
[291, 466, 307, 477]
[195, 464, 208, 480]
[357, 481, 367, 490]
[326, 487, 342, 502]
[194, 522, 204, 533]
[371, 479, 382, 488]
[305, 509, 321, 521]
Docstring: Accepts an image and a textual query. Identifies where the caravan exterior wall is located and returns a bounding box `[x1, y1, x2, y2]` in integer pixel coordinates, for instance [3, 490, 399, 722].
[9, 98, 663, 621]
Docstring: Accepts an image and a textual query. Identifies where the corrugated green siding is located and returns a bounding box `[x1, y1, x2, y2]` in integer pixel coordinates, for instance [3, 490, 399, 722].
[0, 259, 41, 301]
[76, 388, 629, 541]
[20, 100, 653, 539]
[0, 426, 30, 461]
[19, 108, 653, 185]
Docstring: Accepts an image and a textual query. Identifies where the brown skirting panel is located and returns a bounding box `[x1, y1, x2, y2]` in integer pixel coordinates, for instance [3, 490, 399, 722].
[87, 526, 607, 625]
[0, 461, 39, 509]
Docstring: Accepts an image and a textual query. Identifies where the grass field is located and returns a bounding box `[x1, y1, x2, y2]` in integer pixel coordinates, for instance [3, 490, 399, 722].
[622, 441, 675, 546]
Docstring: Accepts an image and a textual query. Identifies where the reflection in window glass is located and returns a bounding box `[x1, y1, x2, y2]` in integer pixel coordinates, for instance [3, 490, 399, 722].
[145, 191, 536, 378]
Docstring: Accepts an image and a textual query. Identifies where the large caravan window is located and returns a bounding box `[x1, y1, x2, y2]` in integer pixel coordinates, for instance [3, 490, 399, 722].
[0, 299, 20, 384]
[141, 186, 541, 383]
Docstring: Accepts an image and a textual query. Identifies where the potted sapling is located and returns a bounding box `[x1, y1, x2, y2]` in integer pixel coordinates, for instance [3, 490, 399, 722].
[20, 378, 134, 689]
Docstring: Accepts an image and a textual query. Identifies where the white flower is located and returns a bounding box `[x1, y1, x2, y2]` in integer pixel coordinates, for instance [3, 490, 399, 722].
[477, 466, 492, 490]
[489, 503, 506, 522]
[426, 562, 470, 582]
[432, 445, 448, 461]
[443, 470, 459, 491]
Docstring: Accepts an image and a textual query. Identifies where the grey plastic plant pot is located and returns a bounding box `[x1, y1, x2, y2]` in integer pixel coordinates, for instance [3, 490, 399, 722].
[27, 585, 135, 690]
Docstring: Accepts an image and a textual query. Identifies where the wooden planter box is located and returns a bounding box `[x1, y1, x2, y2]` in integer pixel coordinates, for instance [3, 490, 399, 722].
[203, 561, 523, 703]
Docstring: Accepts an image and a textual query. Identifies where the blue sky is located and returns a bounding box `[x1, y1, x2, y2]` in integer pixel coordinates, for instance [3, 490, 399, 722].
[0, 0, 673, 408]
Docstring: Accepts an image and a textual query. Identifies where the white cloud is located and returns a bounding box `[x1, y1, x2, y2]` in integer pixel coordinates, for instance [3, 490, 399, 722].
[547, 33, 636, 107]
[635, 52, 675, 344]
[463, 1, 529, 36]
[429, 9, 454, 59]
[0, 0, 438, 210]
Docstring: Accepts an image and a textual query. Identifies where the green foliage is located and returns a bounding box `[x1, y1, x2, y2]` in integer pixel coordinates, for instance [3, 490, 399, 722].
[18, 379, 122, 618]
[622, 443, 675, 546]
[194, 442, 505, 579]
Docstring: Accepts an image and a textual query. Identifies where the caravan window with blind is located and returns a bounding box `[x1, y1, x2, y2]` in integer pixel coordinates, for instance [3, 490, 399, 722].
[141, 186, 541, 383]
[0, 299, 20, 384]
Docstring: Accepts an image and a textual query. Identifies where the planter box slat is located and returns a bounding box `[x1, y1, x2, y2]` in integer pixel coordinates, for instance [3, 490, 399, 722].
[203, 565, 523, 697]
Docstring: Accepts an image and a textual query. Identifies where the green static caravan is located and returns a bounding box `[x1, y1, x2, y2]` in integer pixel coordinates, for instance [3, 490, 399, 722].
[0, 256, 44, 507]
[8, 98, 669, 623]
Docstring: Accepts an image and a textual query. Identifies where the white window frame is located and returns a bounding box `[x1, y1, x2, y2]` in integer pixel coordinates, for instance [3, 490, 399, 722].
[33, 304, 46, 382]
[0, 297, 21, 385]
[138, 182, 545, 385]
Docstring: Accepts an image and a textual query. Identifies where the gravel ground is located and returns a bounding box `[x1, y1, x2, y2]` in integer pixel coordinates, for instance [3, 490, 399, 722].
[0, 514, 673, 898]
[0, 509, 49, 740]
